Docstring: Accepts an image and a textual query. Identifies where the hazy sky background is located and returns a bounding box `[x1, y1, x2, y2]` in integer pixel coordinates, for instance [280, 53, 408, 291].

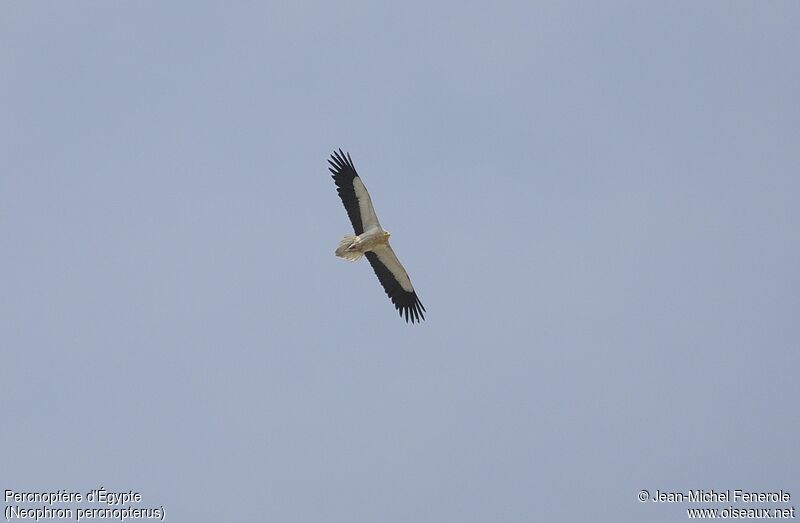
[2, 2, 798, 522]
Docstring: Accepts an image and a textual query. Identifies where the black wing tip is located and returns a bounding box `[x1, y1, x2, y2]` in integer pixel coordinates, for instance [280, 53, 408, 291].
[397, 294, 426, 324]
[330, 148, 347, 162]
[329, 148, 356, 172]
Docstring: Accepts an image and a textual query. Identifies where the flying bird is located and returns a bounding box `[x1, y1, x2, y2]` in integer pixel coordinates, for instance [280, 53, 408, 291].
[329, 149, 426, 323]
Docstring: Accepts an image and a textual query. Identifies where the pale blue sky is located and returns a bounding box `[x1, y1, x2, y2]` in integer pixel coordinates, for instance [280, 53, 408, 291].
[2, 2, 798, 522]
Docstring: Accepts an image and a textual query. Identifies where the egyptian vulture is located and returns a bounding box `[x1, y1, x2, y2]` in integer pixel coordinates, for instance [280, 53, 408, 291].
[329, 149, 426, 323]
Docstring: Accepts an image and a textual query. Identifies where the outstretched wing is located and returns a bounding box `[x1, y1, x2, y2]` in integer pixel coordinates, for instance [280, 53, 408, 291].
[365, 245, 426, 323]
[329, 149, 381, 235]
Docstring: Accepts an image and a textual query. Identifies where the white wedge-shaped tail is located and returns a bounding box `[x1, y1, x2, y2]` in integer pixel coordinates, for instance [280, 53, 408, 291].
[335, 235, 363, 262]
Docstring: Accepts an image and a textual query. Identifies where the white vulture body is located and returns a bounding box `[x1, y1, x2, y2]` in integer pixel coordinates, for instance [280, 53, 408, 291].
[329, 149, 426, 323]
